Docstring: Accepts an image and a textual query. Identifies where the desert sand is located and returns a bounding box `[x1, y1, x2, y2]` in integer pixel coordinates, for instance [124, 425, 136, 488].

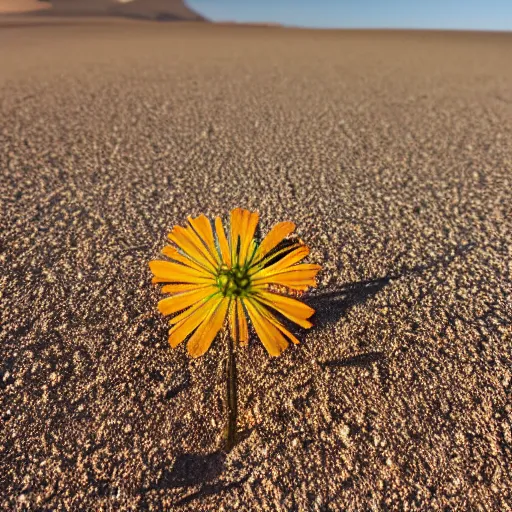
[1, 18, 511, 511]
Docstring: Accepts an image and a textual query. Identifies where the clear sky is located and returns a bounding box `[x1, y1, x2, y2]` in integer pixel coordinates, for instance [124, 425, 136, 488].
[188, 0, 512, 31]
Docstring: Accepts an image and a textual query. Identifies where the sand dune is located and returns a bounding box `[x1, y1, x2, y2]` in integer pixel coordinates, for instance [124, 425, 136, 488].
[0, 0, 206, 21]
[33, 0, 207, 20]
[109, 0, 206, 21]
[49, 0, 110, 14]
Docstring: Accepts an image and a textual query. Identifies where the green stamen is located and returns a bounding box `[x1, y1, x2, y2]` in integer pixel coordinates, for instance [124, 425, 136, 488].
[217, 265, 251, 297]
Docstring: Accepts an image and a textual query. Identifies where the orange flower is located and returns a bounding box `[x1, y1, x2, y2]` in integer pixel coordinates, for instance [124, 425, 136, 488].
[149, 208, 321, 357]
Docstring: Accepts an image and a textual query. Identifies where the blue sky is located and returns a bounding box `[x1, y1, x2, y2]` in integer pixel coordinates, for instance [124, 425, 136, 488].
[188, 0, 512, 31]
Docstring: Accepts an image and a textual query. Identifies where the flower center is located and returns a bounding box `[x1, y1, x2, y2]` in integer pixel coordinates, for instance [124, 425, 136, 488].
[217, 264, 251, 297]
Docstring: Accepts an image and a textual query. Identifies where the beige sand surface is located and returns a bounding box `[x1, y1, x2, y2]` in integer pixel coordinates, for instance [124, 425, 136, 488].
[1, 20, 511, 511]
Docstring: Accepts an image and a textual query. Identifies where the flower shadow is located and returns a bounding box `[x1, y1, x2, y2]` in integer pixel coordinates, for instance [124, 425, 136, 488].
[155, 452, 226, 490]
[140, 427, 254, 504]
[140, 450, 249, 506]
[307, 276, 391, 328]
[319, 351, 386, 369]
[306, 241, 476, 329]
[305, 242, 476, 371]
[173, 473, 250, 507]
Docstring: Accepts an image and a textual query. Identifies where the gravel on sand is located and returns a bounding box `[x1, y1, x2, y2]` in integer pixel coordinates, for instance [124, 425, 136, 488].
[1, 20, 511, 511]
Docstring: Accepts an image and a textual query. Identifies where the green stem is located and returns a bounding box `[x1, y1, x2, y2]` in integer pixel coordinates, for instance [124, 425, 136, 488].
[225, 319, 238, 451]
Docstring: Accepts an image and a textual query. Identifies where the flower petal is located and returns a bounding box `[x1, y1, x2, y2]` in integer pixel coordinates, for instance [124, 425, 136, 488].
[250, 241, 301, 271]
[158, 286, 218, 316]
[251, 300, 302, 345]
[253, 281, 316, 292]
[168, 226, 217, 273]
[230, 208, 244, 265]
[215, 216, 231, 267]
[237, 299, 249, 344]
[168, 294, 222, 348]
[187, 296, 230, 357]
[251, 245, 310, 278]
[252, 264, 321, 289]
[229, 299, 236, 342]
[253, 221, 296, 263]
[149, 260, 215, 284]
[253, 291, 315, 328]
[245, 239, 259, 267]
[239, 211, 259, 267]
[229, 298, 249, 344]
[168, 294, 214, 325]
[244, 298, 288, 356]
[187, 214, 220, 265]
[182, 225, 219, 269]
[257, 263, 321, 278]
[161, 245, 212, 275]
[161, 283, 212, 295]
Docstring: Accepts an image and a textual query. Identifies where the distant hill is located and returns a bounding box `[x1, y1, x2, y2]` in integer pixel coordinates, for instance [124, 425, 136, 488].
[3, 0, 208, 21]
[49, 0, 110, 15]
[109, 0, 206, 21]
[0, 0, 51, 14]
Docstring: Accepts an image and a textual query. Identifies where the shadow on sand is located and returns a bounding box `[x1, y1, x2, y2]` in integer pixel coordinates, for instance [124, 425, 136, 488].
[307, 241, 476, 328]
[139, 451, 248, 506]
[320, 351, 386, 369]
[141, 427, 254, 504]
[307, 241, 476, 373]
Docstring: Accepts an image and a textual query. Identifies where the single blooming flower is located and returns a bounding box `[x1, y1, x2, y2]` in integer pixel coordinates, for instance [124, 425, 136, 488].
[149, 208, 321, 357]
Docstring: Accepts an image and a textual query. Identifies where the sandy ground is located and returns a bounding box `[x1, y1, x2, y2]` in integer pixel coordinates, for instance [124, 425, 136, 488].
[1, 19, 511, 511]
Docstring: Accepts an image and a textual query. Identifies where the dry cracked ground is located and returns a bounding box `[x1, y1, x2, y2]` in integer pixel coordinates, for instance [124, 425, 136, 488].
[1, 19, 512, 511]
